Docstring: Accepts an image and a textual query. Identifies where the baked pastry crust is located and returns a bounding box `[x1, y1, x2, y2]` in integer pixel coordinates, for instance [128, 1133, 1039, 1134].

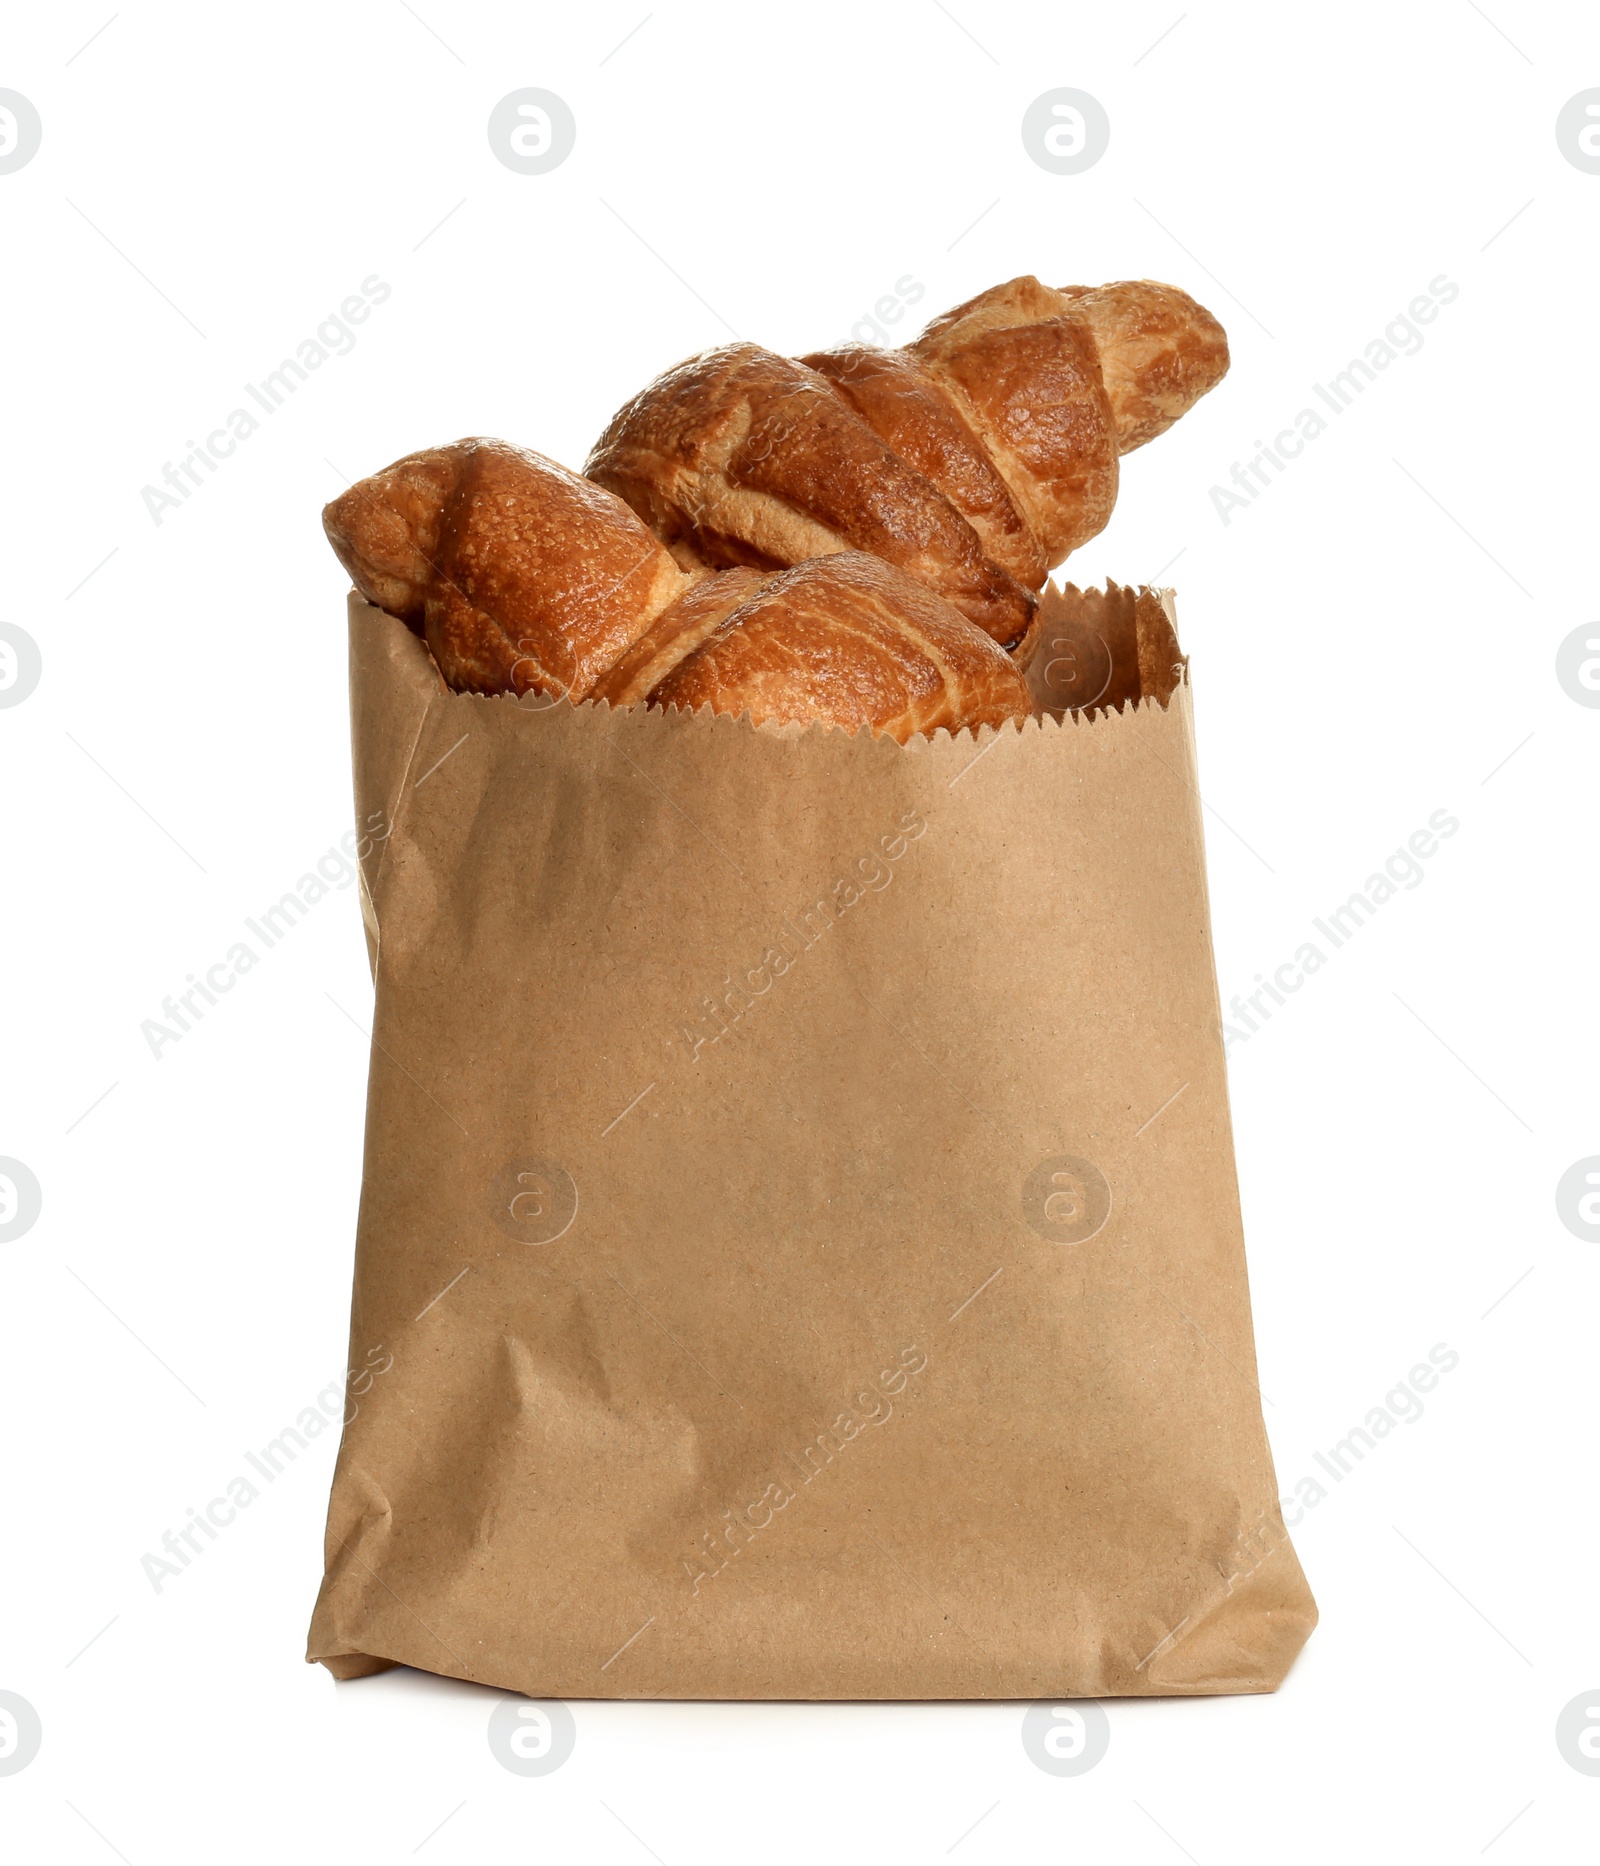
[587, 344, 1036, 647]
[587, 277, 1228, 652]
[326, 443, 1030, 742]
[325, 438, 692, 702]
[650, 553, 1030, 742]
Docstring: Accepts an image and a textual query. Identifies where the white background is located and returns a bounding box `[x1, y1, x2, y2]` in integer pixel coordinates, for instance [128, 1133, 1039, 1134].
[3, 1, 1597, 1859]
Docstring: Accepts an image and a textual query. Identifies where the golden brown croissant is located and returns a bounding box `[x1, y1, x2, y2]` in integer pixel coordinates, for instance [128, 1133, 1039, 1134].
[324, 439, 1030, 743]
[323, 436, 689, 700]
[586, 276, 1227, 650]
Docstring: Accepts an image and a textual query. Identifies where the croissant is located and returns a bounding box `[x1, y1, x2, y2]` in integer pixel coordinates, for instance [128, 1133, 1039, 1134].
[323, 438, 1030, 743]
[586, 276, 1228, 649]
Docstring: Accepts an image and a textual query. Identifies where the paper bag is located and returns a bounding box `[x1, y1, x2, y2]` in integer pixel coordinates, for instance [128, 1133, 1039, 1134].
[307, 584, 1316, 1698]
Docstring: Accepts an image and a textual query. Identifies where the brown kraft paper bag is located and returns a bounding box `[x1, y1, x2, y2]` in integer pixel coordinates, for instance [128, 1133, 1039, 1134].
[307, 582, 1317, 1699]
